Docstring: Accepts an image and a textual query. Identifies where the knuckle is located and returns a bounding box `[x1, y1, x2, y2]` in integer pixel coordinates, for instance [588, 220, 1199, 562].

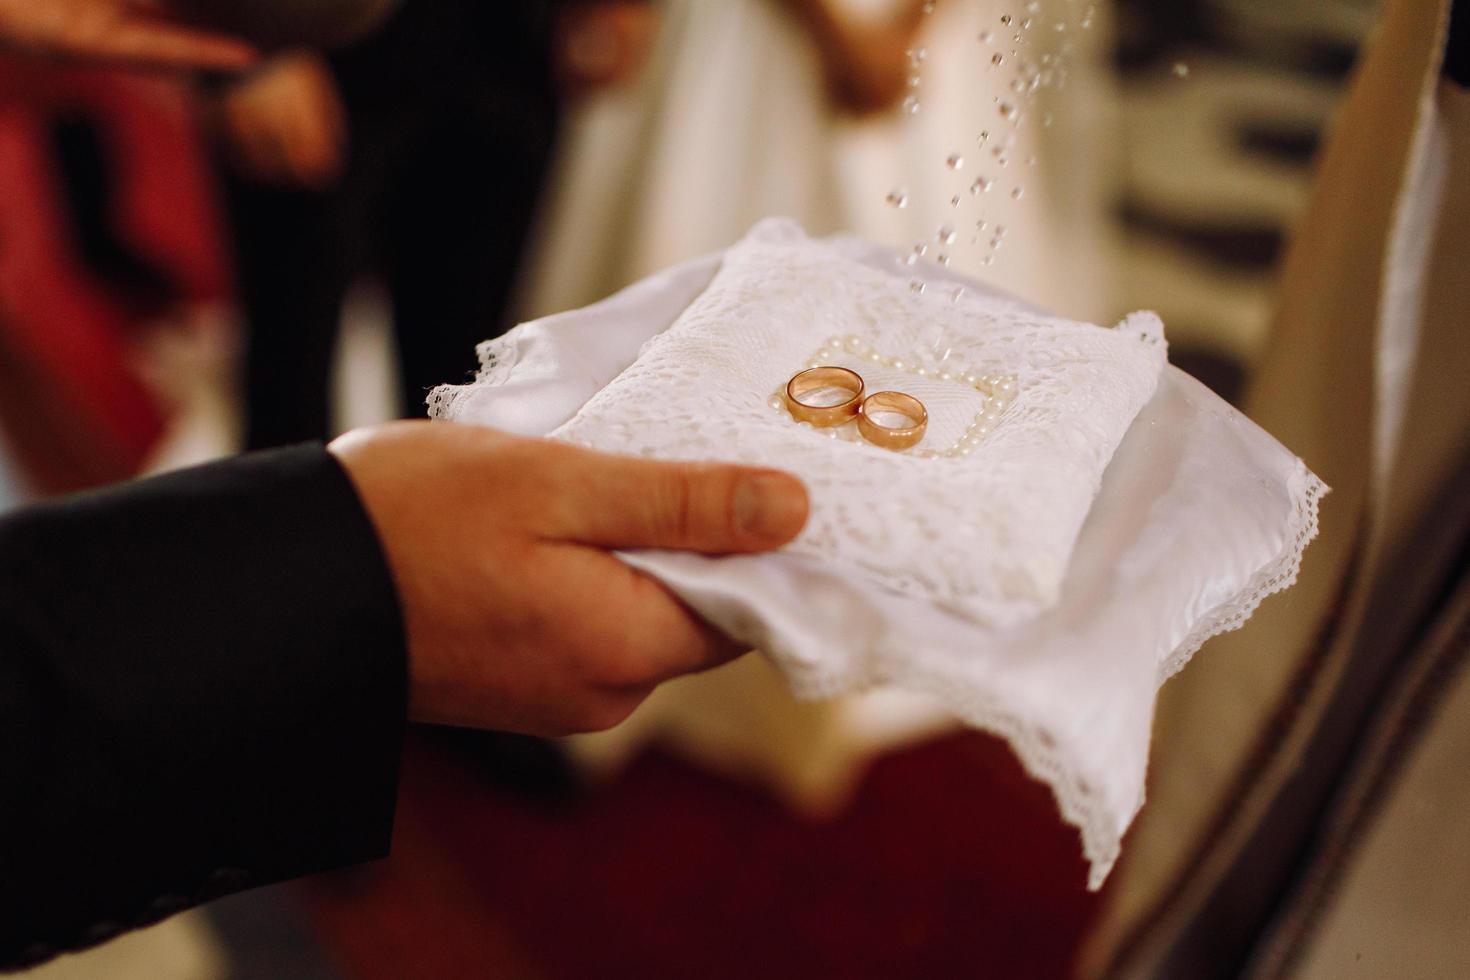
[653, 467, 697, 542]
[713, 466, 743, 537]
[683, 463, 742, 542]
[585, 640, 656, 691]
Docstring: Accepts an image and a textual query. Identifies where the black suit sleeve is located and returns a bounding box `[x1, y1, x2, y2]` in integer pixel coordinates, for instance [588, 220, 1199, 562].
[0, 444, 408, 971]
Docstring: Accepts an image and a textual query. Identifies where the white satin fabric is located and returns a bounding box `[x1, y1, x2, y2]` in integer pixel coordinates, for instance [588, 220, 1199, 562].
[430, 234, 1324, 888]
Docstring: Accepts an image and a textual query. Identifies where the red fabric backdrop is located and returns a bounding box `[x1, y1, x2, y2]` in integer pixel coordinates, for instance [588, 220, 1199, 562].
[0, 60, 227, 494]
[301, 732, 1100, 979]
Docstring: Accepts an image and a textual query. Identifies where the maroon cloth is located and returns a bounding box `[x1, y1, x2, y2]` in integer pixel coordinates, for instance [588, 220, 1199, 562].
[299, 732, 1100, 979]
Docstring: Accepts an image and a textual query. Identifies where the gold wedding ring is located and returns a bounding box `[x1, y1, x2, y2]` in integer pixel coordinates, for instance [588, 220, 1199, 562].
[785, 367, 864, 427]
[857, 391, 928, 450]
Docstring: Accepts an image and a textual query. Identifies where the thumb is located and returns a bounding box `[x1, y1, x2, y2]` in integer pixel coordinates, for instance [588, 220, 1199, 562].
[550, 450, 809, 553]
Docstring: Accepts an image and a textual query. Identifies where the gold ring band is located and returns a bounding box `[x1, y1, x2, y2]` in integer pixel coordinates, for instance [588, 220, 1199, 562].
[857, 391, 927, 450]
[785, 367, 864, 427]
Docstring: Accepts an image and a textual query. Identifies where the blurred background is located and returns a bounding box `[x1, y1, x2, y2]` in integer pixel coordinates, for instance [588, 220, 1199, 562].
[2, 0, 1386, 977]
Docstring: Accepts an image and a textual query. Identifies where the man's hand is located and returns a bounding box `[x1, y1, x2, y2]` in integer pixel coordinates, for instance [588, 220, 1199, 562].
[329, 421, 810, 737]
[215, 51, 347, 188]
[0, 0, 256, 71]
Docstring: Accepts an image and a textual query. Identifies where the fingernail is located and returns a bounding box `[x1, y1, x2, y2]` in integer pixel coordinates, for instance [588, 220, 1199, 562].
[734, 473, 809, 542]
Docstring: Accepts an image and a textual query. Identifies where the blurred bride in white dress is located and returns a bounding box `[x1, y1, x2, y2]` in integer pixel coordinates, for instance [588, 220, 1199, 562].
[520, 0, 1118, 324]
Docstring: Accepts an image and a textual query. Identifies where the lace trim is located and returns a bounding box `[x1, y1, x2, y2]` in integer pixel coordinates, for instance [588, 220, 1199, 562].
[761, 457, 1327, 890]
[777, 653, 1135, 889]
[1157, 459, 1329, 685]
[426, 336, 519, 420]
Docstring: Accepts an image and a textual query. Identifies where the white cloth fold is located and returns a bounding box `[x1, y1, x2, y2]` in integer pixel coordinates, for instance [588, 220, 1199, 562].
[430, 223, 1325, 887]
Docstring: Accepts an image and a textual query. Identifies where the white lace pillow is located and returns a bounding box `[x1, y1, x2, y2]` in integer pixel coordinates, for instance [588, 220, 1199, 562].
[549, 219, 1166, 626]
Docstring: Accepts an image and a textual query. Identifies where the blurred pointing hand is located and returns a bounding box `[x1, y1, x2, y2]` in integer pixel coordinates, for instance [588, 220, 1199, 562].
[330, 421, 810, 736]
[554, 2, 658, 99]
[0, 0, 257, 71]
[216, 51, 347, 189]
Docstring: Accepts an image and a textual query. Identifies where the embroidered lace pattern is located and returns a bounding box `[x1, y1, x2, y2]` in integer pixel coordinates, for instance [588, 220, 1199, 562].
[547, 224, 1167, 626]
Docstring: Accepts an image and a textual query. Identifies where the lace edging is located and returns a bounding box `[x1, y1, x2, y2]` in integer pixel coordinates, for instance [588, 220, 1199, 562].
[1114, 309, 1167, 349]
[1156, 459, 1329, 686]
[767, 458, 1327, 891]
[777, 656, 1133, 890]
[425, 336, 519, 420]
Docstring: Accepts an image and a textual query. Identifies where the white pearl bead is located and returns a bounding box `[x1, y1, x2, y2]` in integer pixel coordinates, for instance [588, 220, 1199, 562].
[866, 351, 883, 363]
[827, 336, 845, 349]
[767, 395, 784, 411]
[823, 428, 839, 438]
[845, 335, 865, 352]
[937, 371, 953, 382]
[914, 366, 929, 378]
[806, 360, 822, 369]
[998, 380, 1018, 396]
[962, 373, 979, 387]
[983, 411, 1002, 425]
[888, 358, 907, 370]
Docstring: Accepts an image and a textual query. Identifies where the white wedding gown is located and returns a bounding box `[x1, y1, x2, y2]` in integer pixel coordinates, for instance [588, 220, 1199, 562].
[516, 0, 1120, 323]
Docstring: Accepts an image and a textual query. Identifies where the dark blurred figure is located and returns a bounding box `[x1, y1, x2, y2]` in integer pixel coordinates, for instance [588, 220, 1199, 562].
[214, 1, 565, 448]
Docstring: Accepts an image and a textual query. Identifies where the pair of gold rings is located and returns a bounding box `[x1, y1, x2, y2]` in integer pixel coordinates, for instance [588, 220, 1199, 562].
[785, 367, 927, 451]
